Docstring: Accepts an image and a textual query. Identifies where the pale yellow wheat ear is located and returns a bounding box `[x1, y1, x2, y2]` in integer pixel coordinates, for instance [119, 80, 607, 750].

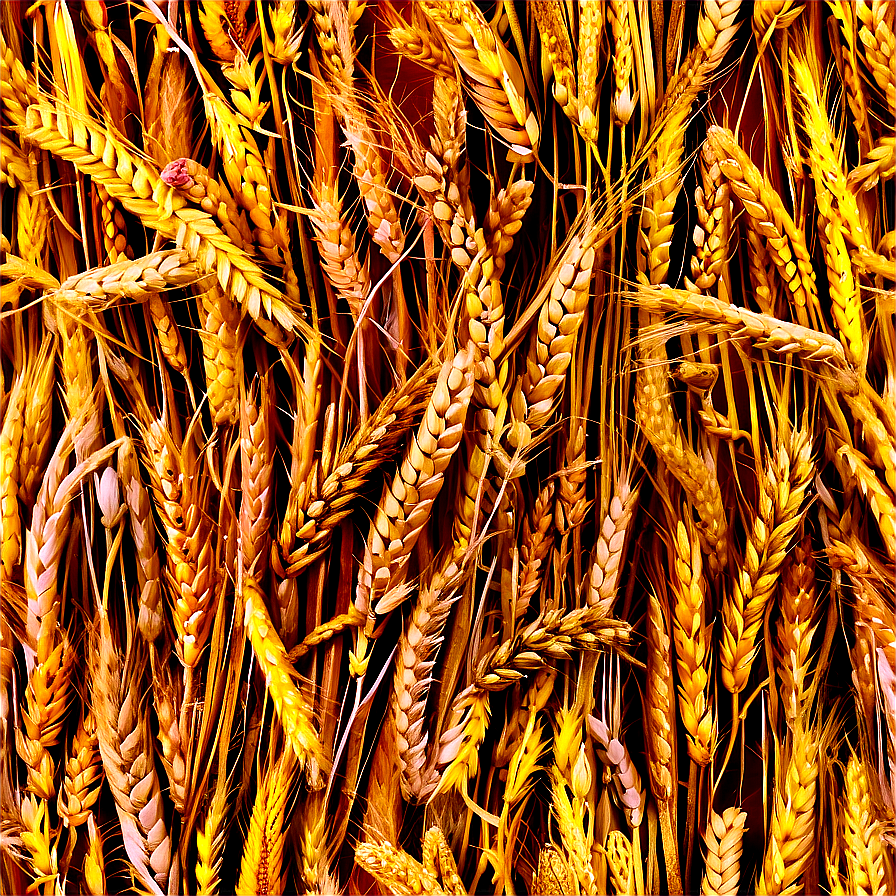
[242, 575, 327, 778]
[701, 807, 747, 896]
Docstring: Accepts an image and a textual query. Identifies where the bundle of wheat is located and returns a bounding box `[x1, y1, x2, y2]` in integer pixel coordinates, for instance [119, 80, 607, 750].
[1, 1, 894, 894]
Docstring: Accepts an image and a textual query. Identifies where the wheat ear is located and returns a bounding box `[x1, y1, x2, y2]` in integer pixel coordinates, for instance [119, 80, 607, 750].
[701, 807, 748, 896]
[92, 614, 176, 895]
[706, 126, 820, 327]
[756, 719, 818, 895]
[355, 346, 474, 632]
[57, 707, 103, 829]
[775, 531, 820, 725]
[635, 323, 729, 572]
[237, 748, 297, 896]
[142, 420, 216, 668]
[419, 1, 539, 161]
[586, 475, 639, 614]
[721, 430, 814, 694]
[843, 751, 889, 895]
[242, 576, 326, 776]
[667, 513, 715, 769]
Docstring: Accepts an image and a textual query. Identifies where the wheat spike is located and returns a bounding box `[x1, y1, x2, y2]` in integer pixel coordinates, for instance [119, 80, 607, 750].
[701, 807, 748, 896]
[669, 514, 715, 765]
[242, 576, 327, 776]
[756, 719, 818, 895]
[237, 748, 296, 896]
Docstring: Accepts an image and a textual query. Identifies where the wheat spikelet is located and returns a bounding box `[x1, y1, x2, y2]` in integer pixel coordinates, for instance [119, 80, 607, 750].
[836, 443, 896, 560]
[308, 181, 370, 320]
[669, 515, 715, 765]
[387, 9, 456, 77]
[588, 711, 644, 828]
[0, 368, 26, 581]
[508, 233, 596, 450]
[50, 249, 202, 311]
[278, 360, 439, 576]
[534, 843, 575, 895]
[240, 377, 273, 578]
[19, 795, 58, 895]
[197, 0, 239, 62]
[855, 0, 896, 114]
[850, 136, 896, 191]
[422, 827, 466, 896]
[549, 764, 596, 895]
[118, 439, 164, 643]
[195, 781, 229, 896]
[608, 0, 634, 124]
[605, 830, 634, 894]
[790, 45, 868, 367]
[756, 719, 818, 895]
[586, 476, 638, 615]
[635, 325, 729, 572]
[392, 557, 464, 801]
[355, 839, 448, 896]
[577, 0, 604, 140]
[151, 660, 188, 814]
[338, 99, 406, 264]
[645, 592, 676, 803]
[753, 1, 804, 42]
[635, 285, 854, 376]
[160, 157, 254, 251]
[701, 807, 748, 896]
[517, 482, 555, 620]
[237, 748, 296, 896]
[242, 576, 326, 776]
[17, 336, 55, 507]
[686, 142, 731, 294]
[199, 283, 242, 425]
